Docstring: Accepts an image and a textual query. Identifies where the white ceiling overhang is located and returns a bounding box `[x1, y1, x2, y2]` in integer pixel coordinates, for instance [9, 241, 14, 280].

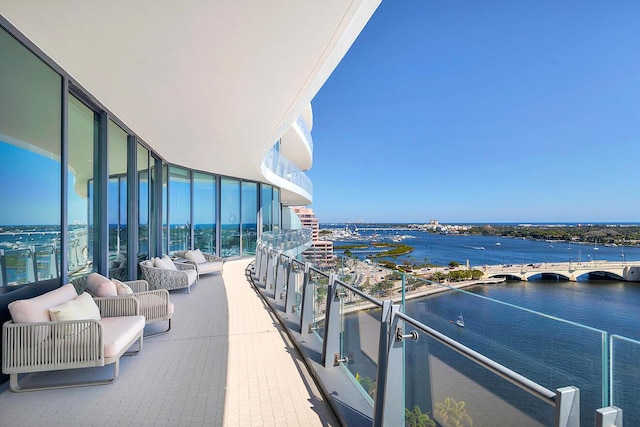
[0, 0, 380, 185]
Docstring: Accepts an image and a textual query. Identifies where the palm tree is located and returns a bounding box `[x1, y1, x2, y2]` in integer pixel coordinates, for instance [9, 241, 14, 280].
[435, 397, 473, 427]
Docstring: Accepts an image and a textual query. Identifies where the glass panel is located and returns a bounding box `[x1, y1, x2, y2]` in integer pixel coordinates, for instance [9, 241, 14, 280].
[261, 184, 272, 232]
[162, 163, 168, 254]
[611, 335, 640, 424]
[221, 177, 240, 256]
[404, 330, 554, 427]
[169, 166, 191, 253]
[67, 95, 96, 278]
[403, 281, 607, 423]
[0, 27, 62, 286]
[340, 282, 380, 404]
[273, 187, 280, 231]
[310, 267, 330, 341]
[107, 120, 128, 280]
[241, 181, 257, 255]
[289, 259, 306, 323]
[193, 172, 216, 254]
[137, 144, 149, 275]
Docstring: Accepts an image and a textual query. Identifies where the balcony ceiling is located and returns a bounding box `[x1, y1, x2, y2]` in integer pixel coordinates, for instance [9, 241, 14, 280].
[0, 0, 379, 184]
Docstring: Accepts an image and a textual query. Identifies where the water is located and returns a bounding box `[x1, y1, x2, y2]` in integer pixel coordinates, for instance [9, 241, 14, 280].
[327, 224, 640, 425]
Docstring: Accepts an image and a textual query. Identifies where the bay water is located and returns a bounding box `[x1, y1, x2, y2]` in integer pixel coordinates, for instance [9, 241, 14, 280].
[328, 224, 640, 425]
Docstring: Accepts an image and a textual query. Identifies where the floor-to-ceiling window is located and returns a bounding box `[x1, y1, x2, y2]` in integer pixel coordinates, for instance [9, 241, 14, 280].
[68, 95, 97, 279]
[194, 172, 216, 254]
[261, 184, 273, 233]
[107, 120, 128, 280]
[273, 187, 281, 231]
[169, 166, 191, 253]
[242, 182, 258, 255]
[221, 178, 241, 256]
[162, 163, 169, 254]
[0, 27, 62, 286]
[138, 144, 150, 263]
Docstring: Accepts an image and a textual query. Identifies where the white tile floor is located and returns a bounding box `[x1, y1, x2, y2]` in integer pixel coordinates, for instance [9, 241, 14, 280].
[0, 258, 339, 427]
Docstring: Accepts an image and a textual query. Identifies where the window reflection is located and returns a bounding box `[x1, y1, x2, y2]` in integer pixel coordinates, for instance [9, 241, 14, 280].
[68, 95, 96, 278]
[169, 166, 191, 253]
[242, 182, 257, 255]
[221, 178, 240, 256]
[108, 120, 128, 280]
[0, 27, 62, 285]
[194, 172, 216, 254]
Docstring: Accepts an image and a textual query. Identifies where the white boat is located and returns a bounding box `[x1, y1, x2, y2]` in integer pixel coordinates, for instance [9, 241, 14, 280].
[456, 313, 465, 328]
[495, 236, 501, 246]
[594, 240, 599, 251]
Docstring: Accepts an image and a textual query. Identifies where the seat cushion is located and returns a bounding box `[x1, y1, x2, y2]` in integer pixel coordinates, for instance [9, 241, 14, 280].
[100, 315, 145, 358]
[86, 273, 117, 297]
[198, 261, 223, 274]
[8, 283, 78, 323]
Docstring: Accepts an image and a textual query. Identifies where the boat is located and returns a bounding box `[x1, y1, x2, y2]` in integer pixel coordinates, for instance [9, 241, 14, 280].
[495, 236, 501, 246]
[594, 240, 599, 251]
[456, 313, 465, 328]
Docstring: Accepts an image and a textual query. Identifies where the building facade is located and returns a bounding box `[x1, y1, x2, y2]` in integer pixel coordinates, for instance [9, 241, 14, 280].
[292, 206, 335, 266]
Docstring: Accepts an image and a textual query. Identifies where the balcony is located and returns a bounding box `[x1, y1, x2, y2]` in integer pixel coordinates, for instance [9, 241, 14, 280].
[0, 259, 339, 425]
[252, 243, 635, 427]
[261, 146, 313, 205]
[259, 228, 313, 259]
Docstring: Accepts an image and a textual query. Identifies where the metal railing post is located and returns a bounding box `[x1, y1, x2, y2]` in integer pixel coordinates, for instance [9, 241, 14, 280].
[595, 406, 622, 427]
[555, 386, 580, 427]
[373, 300, 393, 427]
[265, 250, 277, 295]
[275, 254, 288, 301]
[300, 263, 314, 335]
[285, 261, 297, 314]
[322, 273, 342, 368]
[253, 244, 263, 280]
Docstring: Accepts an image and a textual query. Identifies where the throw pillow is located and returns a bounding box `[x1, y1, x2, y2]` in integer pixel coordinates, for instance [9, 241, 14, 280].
[49, 292, 101, 322]
[161, 254, 178, 270]
[193, 249, 207, 264]
[112, 278, 134, 295]
[86, 272, 118, 297]
[184, 250, 196, 262]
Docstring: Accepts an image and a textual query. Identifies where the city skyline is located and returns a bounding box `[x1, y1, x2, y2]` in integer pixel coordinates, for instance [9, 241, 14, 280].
[309, 1, 640, 223]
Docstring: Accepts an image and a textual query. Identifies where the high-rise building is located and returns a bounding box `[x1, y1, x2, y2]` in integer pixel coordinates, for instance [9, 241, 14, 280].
[292, 206, 335, 266]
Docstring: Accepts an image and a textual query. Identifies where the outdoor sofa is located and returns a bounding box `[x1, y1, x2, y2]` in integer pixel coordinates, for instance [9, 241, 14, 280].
[2, 283, 145, 392]
[139, 255, 197, 293]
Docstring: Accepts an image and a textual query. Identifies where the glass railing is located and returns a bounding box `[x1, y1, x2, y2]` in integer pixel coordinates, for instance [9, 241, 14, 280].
[610, 334, 640, 424]
[295, 114, 314, 154]
[258, 228, 312, 256]
[261, 146, 313, 196]
[252, 243, 634, 426]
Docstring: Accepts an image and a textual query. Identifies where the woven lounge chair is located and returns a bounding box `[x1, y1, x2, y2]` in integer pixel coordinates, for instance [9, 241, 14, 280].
[139, 256, 197, 293]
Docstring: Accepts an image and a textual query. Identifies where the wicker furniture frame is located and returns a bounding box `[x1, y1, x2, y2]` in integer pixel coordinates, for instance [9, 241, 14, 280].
[139, 260, 197, 293]
[87, 280, 173, 337]
[2, 296, 144, 392]
[175, 250, 224, 278]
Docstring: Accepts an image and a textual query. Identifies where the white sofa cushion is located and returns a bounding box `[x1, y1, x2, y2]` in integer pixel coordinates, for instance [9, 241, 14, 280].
[49, 292, 101, 321]
[112, 278, 134, 295]
[192, 249, 207, 264]
[86, 272, 118, 297]
[8, 283, 78, 323]
[100, 315, 146, 358]
[154, 255, 178, 270]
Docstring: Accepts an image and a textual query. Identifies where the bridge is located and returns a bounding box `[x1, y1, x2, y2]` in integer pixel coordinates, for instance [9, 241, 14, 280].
[478, 260, 640, 282]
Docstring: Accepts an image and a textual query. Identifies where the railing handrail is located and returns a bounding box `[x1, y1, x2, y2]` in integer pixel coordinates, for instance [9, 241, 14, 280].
[335, 277, 384, 307]
[395, 310, 557, 406]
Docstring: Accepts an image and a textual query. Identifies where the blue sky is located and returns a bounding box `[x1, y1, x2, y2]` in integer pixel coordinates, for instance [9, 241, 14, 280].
[309, 1, 640, 223]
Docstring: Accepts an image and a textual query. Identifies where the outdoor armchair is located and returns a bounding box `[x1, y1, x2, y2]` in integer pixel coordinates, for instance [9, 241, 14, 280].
[176, 249, 223, 278]
[139, 256, 197, 293]
[85, 273, 174, 337]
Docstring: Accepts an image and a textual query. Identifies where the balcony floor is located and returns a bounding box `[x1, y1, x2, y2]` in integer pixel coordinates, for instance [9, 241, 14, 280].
[0, 258, 339, 426]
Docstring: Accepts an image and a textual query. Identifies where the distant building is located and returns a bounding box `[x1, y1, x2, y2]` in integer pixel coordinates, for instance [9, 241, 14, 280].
[291, 206, 335, 266]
